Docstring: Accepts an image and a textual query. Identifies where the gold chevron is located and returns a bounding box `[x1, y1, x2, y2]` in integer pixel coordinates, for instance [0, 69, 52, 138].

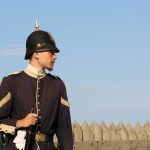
[61, 97, 69, 107]
[0, 92, 11, 108]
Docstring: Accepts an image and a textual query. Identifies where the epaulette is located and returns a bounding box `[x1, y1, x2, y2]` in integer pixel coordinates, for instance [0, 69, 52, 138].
[7, 71, 21, 77]
[47, 73, 61, 79]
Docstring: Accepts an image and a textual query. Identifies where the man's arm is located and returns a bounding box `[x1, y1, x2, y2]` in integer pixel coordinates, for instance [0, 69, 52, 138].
[0, 76, 37, 129]
[56, 80, 73, 150]
[0, 77, 17, 128]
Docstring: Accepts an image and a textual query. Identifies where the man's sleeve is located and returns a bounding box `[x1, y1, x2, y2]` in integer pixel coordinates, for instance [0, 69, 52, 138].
[0, 77, 17, 130]
[56, 80, 73, 150]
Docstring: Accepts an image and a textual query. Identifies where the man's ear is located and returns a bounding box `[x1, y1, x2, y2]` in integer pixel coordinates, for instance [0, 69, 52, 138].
[33, 52, 39, 59]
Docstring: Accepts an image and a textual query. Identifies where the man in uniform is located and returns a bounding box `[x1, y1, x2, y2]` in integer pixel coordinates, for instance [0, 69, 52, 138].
[0, 22, 73, 150]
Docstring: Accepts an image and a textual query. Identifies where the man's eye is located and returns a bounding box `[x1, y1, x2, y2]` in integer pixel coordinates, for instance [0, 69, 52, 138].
[51, 52, 55, 55]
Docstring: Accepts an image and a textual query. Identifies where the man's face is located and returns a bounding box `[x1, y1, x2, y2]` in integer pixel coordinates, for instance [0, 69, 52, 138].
[36, 51, 57, 71]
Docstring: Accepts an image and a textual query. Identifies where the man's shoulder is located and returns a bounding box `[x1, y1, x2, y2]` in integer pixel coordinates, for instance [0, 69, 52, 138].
[1, 71, 23, 85]
[46, 73, 61, 80]
[46, 73, 66, 87]
[5, 71, 23, 79]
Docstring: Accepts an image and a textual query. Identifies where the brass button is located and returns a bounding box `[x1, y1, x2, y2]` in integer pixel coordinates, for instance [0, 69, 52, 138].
[38, 109, 40, 112]
[37, 102, 40, 105]
[39, 116, 42, 119]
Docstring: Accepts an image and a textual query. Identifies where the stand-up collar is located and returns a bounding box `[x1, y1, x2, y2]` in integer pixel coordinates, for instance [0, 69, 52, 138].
[24, 64, 46, 79]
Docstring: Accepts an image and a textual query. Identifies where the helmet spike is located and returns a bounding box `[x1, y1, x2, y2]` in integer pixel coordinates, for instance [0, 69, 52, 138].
[35, 20, 39, 31]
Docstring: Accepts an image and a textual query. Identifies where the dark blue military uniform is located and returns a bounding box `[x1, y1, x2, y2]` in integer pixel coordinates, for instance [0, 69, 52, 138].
[0, 65, 73, 150]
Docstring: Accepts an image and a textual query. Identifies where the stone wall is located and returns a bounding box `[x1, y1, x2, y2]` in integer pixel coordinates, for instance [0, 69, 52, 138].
[1, 121, 150, 149]
[71, 121, 150, 150]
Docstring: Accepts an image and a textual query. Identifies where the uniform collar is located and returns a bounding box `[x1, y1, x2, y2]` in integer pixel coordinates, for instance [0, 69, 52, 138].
[24, 64, 46, 79]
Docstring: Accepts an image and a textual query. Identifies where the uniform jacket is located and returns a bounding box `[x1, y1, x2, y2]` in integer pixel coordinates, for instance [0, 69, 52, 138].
[0, 64, 73, 150]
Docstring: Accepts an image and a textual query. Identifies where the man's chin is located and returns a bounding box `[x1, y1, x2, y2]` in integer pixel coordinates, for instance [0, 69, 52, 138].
[47, 67, 53, 71]
[45, 64, 54, 71]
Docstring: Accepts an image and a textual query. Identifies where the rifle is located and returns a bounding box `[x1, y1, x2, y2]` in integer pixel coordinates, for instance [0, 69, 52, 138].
[25, 125, 35, 150]
[25, 108, 35, 150]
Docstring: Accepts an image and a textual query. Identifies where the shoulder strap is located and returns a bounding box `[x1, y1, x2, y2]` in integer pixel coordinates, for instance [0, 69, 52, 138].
[47, 73, 61, 79]
[7, 71, 22, 77]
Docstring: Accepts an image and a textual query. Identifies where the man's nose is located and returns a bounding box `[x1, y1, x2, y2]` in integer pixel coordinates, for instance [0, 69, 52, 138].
[53, 54, 57, 60]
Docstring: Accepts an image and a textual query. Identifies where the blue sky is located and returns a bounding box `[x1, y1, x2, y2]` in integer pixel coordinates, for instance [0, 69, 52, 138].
[0, 0, 150, 126]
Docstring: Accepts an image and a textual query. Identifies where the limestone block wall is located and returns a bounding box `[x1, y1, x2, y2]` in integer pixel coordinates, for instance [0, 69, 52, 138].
[71, 121, 150, 150]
